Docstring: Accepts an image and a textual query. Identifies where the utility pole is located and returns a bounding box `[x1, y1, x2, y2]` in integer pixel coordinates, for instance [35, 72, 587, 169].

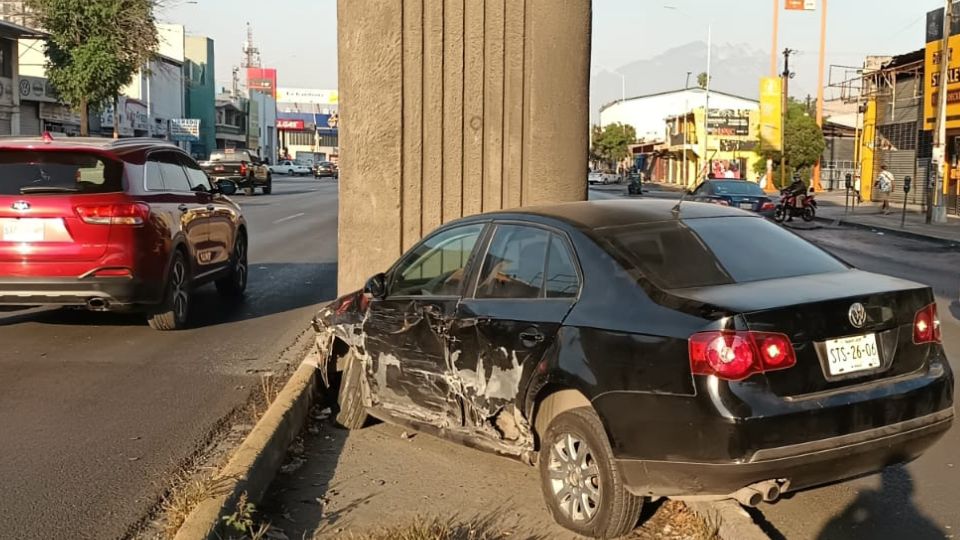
[813, 0, 828, 192]
[932, 0, 953, 223]
[770, 0, 779, 77]
[685, 71, 692, 89]
[702, 24, 712, 180]
[781, 48, 794, 189]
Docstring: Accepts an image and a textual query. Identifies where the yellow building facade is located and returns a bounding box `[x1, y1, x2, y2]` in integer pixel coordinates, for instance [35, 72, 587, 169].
[664, 107, 764, 189]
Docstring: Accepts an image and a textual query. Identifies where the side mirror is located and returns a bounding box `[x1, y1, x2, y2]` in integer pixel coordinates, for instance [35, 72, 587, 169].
[364, 273, 387, 300]
[217, 179, 238, 196]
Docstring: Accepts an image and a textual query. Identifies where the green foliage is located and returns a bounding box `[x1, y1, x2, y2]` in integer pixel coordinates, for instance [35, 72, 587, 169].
[222, 492, 256, 534]
[591, 123, 636, 168]
[26, 0, 159, 135]
[754, 100, 826, 187]
[697, 72, 709, 89]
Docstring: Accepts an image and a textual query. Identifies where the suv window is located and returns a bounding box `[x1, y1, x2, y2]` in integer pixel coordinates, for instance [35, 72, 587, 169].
[155, 153, 192, 193]
[476, 225, 550, 299]
[391, 224, 484, 297]
[183, 158, 212, 191]
[601, 217, 847, 289]
[0, 150, 124, 195]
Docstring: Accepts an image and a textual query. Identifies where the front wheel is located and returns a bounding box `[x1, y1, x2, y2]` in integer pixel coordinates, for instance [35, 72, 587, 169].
[802, 206, 816, 222]
[773, 204, 787, 223]
[147, 251, 191, 331]
[539, 408, 644, 539]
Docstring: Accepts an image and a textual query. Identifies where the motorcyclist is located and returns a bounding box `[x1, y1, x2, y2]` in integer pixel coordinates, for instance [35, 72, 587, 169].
[784, 174, 807, 221]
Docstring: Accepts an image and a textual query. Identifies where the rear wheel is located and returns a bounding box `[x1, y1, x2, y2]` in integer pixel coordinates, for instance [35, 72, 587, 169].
[539, 407, 644, 539]
[802, 206, 816, 222]
[335, 351, 369, 430]
[216, 231, 248, 298]
[147, 251, 191, 331]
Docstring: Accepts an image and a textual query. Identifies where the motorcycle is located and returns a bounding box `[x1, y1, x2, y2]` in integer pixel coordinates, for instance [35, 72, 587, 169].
[774, 188, 817, 223]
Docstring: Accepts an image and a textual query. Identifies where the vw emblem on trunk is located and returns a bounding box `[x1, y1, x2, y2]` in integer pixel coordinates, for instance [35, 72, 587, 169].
[849, 303, 867, 328]
[11, 201, 30, 212]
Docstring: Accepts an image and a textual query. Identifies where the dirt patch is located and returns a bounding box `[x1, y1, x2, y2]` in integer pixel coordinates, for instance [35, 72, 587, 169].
[258, 413, 718, 539]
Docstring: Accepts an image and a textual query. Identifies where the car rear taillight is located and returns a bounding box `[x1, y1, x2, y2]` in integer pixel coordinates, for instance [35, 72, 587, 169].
[761, 201, 776, 211]
[913, 303, 941, 344]
[240, 161, 248, 176]
[689, 331, 797, 381]
[75, 203, 150, 226]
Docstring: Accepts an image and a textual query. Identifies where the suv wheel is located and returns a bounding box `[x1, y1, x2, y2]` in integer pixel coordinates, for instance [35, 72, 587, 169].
[539, 407, 644, 538]
[216, 231, 248, 298]
[148, 251, 191, 331]
[262, 176, 273, 195]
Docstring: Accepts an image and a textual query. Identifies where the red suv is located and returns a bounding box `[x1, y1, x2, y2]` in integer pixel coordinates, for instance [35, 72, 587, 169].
[0, 136, 248, 330]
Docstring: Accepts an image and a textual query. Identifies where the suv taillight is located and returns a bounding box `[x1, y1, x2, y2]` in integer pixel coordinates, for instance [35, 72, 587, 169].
[689, 331, 796, 381]
[75, 203, 150, 226]
[240, 161, 249, 176]
[914, 303, 941, 344]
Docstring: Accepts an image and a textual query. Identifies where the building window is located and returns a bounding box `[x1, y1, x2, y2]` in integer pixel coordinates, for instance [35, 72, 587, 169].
[0, 38, 13, 78]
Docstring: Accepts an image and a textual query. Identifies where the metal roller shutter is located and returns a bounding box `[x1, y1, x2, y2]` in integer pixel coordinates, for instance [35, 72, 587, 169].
[20, 103, 40, 136]
[0, 117, 10, 135]
[880, 150, 918, 206]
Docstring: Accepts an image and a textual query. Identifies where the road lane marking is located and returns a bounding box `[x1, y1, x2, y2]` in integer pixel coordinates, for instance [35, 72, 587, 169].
[273, 212, 306, 225]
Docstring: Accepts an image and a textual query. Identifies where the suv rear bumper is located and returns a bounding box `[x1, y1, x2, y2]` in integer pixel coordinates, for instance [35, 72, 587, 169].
[618, 407, 954, 497]
[0, 276, 153, 308]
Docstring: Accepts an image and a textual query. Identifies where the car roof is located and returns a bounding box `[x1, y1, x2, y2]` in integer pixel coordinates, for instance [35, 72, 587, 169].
[475, 199, 753, 231]
[0, 135, 184, 159]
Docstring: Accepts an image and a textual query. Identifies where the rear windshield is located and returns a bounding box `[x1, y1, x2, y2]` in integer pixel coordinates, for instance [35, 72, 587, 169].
[711, 181, 764, 196]
[210, 150, 252, 162]
[600, 217, 847, 289]
[0, 150, 124, 196]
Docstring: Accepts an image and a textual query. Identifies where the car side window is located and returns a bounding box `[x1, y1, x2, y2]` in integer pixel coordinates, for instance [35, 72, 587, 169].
[154, 152, 192, 193]
[183, 158, 212, 191]
[475, 225, 550, 299]
[145, 159, 165, 190]
[545, 234, 580, 299]
[390, 224, 485, 297]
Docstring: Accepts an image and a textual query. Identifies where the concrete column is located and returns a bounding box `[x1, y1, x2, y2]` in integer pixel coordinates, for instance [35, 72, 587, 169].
[337, 0, 592, 293]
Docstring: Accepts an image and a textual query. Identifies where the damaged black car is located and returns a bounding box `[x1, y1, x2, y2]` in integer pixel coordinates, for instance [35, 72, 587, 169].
[312, 199, 954, 539]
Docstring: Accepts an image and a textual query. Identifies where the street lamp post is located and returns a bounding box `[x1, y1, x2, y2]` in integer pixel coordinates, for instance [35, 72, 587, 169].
[665, 6, 711, 182]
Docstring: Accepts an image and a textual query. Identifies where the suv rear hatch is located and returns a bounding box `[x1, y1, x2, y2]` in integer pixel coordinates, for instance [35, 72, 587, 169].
[0, 149, 127, 264]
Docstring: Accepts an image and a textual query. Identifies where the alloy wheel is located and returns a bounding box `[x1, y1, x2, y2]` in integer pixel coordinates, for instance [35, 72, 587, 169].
[547, 433, 601, 523]
[234, 236, 248, 290]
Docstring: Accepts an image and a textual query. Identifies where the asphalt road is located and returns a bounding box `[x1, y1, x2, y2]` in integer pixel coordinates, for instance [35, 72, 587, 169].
[591, 185, 960, 539]
[0, 176, 340, 540]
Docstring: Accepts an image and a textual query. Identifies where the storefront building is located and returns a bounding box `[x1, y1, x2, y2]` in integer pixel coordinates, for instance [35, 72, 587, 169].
[923, 6, 960, 213]
[663, 106, 762, 188]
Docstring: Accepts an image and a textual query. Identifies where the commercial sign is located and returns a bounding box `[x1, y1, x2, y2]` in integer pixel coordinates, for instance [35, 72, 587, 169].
[785, 0, 815, 10]
[277, 119, 305, 130]
[169, 119, 201, 142]
[247, 67, 278, 98]
[39, 102, 81, 125]
[759, 77, 783, 151]
[924, 6, 960, 130]
[100, 97, 149, 137]
[19, 76, 59, 103]
[707, 109, 751, 136]
[277, 88, 339, 106]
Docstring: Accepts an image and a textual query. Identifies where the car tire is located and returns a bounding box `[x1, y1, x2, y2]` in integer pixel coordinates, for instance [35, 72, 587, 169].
[262, 176, 273, 195]
[336, 351, 369, 430]
[147, 251, 191, 331]
[215, 231, 248, 299]
[539, 407, 644, 539]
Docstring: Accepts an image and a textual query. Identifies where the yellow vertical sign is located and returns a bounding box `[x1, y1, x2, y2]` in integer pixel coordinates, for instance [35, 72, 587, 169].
[759, 77, 782, 151]
[923, 35, 960, 130]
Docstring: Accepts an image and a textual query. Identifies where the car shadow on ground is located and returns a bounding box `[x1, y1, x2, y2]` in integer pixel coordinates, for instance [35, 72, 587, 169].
[0, 263, 338, 330]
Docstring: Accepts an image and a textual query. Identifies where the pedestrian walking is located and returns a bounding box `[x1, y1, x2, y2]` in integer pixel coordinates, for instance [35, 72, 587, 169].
[875, 165, 895, 215]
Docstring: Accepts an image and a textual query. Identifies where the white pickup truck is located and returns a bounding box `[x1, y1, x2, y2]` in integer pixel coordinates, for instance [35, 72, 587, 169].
[269, 160, 312, 176]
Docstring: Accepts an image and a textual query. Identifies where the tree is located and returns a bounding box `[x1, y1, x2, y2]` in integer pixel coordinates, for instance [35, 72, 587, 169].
[697, 72, 709, 89]
[754, 100, 826, 187]
[591, 123, 636, 169]
[26, 0, 159, 136]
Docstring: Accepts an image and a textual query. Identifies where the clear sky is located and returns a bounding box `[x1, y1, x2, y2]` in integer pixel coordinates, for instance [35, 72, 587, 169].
[162, 0, 937, 97]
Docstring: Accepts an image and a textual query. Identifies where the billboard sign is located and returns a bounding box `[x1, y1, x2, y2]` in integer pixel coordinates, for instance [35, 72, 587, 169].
[277, 88, 339, 106]
[923, 6, 960, 130]
[277, 119, 306, 130]
[707, 109, 752, 136]
[247, 68, 278, 98]
[759, 77, 783, 151]
[169, 119, 201, 142]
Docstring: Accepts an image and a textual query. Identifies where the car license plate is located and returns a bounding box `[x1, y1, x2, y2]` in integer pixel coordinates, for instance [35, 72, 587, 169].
[825, 334, 881, 376]
[2, 219, 45, 242]
[739, 202, 754, 209]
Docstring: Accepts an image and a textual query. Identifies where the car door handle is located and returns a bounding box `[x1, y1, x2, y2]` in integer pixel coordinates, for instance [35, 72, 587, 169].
[520, 328, 545, 347]
[178, 204, 189, 213]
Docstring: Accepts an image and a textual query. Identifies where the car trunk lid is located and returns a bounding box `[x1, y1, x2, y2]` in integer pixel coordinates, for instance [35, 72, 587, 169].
[671, 271, 935, 397]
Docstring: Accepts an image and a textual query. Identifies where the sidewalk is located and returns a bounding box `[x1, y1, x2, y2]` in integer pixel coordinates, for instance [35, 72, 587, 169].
[816, 193, 960, 245]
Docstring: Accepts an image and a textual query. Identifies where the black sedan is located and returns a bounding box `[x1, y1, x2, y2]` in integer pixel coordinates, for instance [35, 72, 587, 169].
[688, 179, 778, 218]
[314, 161, 339, 178]
[313, 200, 954, 539]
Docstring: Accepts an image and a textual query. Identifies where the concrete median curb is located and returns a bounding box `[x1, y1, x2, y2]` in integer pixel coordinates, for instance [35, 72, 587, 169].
[173, 359, 319, 540]
[687, 500, 771, 540]
[815, 215, 960, 247]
